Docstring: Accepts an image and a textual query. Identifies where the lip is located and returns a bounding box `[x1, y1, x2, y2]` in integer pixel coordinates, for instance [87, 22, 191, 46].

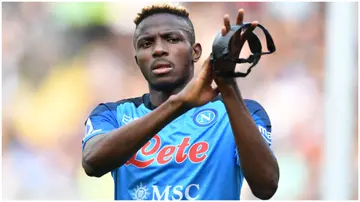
[151, 62, 173, 70]
[151, 61, 174, 75]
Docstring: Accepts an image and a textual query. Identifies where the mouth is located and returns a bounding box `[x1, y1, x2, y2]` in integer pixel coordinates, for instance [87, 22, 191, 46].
[151, 62, 174, 75]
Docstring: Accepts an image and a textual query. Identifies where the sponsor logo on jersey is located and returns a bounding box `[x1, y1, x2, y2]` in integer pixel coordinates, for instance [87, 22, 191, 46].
[122, 114, 139, 125]
[85, 118, 103, 137]
[85, 118, 94, 137]
[125, 135, 209, 168]
[132, 182, 150, 200]
[132, 182, 200, 200]
[258, 125, 272, 145]
[193, 109, 218, 126]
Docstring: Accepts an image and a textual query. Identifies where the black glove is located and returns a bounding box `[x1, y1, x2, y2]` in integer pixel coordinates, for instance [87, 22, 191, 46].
[210, 22, 276, 78]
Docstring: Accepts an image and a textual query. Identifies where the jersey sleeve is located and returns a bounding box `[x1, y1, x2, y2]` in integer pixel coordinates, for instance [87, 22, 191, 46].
[235, 99, 272, 166]
[82, 103, 119, 151]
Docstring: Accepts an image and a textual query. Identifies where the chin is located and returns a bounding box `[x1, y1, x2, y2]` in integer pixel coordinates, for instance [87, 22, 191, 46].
[151, 81, 179, 92]
[150, 77, 186, 92]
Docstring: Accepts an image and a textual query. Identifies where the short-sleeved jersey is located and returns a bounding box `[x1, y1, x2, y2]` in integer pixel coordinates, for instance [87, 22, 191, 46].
[82, 93, 272, 200]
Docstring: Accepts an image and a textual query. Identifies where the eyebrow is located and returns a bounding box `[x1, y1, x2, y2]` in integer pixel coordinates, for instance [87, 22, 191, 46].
[135, 28, 191, 44]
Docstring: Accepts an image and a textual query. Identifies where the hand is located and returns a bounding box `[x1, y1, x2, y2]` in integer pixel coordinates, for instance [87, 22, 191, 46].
[175, 55, 219, 108]
[215, 9, 259, 75]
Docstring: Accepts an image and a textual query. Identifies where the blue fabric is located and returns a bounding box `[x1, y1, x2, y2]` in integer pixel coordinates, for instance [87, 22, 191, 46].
[82, 94, 272, 200]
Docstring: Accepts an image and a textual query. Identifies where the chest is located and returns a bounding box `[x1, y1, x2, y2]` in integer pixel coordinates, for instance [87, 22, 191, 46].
[120, 104, 236, 169]
[125, 123, 235, 170]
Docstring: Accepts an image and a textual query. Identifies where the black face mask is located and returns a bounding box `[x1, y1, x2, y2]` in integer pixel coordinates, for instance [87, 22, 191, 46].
[210, 22, 276, 78]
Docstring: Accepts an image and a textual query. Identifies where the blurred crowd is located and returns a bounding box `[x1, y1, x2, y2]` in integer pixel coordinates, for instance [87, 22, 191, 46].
[2, 2, 358, 200]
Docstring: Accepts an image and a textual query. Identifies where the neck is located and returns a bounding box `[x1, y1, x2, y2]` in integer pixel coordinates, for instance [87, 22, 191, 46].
[148, 83, 185, 108]
[149, 75, 192, 108]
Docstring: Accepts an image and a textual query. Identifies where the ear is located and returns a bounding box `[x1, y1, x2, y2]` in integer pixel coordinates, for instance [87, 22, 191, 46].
[192, 43, 202, 63]
[134, 55, 139, 65]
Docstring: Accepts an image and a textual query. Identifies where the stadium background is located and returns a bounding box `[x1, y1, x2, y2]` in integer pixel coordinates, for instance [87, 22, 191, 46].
[2, 2, 358, 200]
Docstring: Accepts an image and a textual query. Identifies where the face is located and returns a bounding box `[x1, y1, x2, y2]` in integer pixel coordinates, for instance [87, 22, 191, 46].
[134, 14, 202, 92]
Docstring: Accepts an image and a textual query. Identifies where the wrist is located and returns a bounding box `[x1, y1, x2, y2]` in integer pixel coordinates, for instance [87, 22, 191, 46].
[168, 95, 192, 114]
[214, 76, 237, 90]
[214, 76, 245, 102]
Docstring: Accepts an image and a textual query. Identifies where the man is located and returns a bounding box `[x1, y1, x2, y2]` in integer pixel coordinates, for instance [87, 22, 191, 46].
[82, 4, 279, 200]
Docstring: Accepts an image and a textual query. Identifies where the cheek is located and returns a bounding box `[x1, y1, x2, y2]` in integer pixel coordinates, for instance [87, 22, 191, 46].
[136, 51, 153, 75]
[172, 46, 193, 65]
[135, 52, 153, 80]
[136, 51, 151, 67]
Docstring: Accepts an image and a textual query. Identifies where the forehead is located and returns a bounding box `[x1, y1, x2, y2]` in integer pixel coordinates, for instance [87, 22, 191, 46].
[135, 14, 190, 38]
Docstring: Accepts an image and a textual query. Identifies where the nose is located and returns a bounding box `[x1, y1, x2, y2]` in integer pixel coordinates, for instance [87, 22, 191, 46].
[152, 41, 168, 58]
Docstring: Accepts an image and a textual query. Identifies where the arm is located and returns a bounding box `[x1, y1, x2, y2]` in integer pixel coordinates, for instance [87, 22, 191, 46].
[82, 56, 218, 178]
[82, 96, 188, 177]
[82, 53, 221, 178]
[216, 78, 279, 200]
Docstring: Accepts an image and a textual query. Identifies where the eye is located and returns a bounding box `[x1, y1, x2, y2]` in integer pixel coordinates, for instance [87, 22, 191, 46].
[139, 41, 152, 49]
[167, 37, 180, 43]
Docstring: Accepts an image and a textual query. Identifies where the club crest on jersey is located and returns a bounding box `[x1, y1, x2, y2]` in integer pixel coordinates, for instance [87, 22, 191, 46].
[193, 109, 218, 126]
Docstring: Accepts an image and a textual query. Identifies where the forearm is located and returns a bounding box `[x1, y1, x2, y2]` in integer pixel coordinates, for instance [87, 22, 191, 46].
[82, 95, 188, 177]
[216, 78, 279, 199]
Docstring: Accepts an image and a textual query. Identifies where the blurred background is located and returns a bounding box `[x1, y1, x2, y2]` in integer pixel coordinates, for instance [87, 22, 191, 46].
[2, 1, 358, 200]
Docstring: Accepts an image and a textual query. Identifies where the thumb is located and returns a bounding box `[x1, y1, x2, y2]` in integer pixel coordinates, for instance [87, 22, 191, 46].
[240, 21, 258, 41]
[211, 86, 220, 98]
[198, 55, 212, 80]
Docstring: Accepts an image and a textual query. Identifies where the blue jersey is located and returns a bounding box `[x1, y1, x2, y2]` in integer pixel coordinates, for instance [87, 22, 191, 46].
[82, 93, 272, 200]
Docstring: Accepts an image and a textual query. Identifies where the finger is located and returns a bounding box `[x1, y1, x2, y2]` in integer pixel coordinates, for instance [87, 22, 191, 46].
[240, 21, 258, 40]
[198, 55, 212, 80]
[221, 26, 227, 36]
[223, 14, 231, 33]
[236, 9, 244, 25]
[211, 86, 220, 98]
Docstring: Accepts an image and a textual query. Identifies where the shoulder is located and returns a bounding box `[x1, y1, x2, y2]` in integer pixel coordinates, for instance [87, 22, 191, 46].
[213, 95, 268, 114]
[91, 94, 147, 113]
[86, 94, 147, 126]
[215, 95, 271, 125]
[243, 99, 268, 115]
[243, 99, 271, 128]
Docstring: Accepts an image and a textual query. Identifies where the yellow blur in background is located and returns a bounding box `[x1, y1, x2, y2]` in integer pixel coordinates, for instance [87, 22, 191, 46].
[2, 2, 358, 200]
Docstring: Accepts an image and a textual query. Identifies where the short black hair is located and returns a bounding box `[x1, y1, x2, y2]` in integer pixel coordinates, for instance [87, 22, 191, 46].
[133, 4, 195, 45]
